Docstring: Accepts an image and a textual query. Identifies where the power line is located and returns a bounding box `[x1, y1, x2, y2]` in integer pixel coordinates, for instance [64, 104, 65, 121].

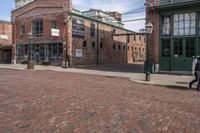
[122, 18, 145, 22]
[122, 7, 145, 15]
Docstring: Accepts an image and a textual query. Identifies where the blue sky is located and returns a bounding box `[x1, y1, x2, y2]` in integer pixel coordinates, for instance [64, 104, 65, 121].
[0, 0, 145, 32]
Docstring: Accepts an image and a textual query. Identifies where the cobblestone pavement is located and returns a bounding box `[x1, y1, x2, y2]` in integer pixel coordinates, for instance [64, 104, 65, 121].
[0, 69, 200, 133]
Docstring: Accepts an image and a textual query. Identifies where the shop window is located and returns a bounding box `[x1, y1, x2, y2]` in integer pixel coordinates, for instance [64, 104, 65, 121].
[92, 41, 96, 49]
[83, 40, 87, 48]
[32, 20, 43, 37]
[161, 39, 170, 57]
[161, 16, 170, 36]
[186, 39, 195, 57]
[51, 20, 57, 29]
[20, 25, 25, 35]
[174, 39, 183, 57]
[173, 13, 196, 36]
[90, 22, 95, 36]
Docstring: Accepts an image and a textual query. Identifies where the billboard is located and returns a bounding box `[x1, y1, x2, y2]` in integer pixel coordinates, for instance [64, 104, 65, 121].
[72, 18, 85, 38]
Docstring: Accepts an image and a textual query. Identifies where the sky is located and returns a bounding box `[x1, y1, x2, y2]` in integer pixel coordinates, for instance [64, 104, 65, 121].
[0, 0, 145, 32]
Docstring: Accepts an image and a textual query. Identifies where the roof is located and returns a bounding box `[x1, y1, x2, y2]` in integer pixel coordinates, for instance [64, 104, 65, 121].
[72, 12, 137, 34]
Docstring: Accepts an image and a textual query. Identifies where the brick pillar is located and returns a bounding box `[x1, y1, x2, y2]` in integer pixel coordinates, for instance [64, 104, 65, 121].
[11, 19, 16, 64]
[62, 0, 72, 67]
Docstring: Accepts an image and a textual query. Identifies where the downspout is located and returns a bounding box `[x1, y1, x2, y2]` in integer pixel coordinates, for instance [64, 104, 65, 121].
[97, 21, 99, 66]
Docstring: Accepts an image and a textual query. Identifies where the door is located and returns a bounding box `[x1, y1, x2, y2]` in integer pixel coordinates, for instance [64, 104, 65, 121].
[173, 38, 196, 71]
[3, 50, 11, 64]
[160, 39, 171, 71]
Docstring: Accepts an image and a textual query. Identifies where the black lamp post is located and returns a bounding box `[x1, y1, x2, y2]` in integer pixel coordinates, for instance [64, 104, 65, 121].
[140, 22, 153, 81]
[145, 21, 153, 81]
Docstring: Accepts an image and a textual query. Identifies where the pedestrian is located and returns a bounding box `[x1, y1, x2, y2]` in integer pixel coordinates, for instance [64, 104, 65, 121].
[189, 56, 200, 91]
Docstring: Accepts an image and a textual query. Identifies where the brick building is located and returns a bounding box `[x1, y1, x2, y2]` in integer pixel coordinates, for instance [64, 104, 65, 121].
[0, 20, 12, 63]
[146, 0, 200, 72]
[12, 0, 144, 66]
[127, 35, 146, 63]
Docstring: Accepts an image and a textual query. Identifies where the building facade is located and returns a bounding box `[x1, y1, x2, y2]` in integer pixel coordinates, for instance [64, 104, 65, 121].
[15, 0, 34, 9]
[0, 20, 12, 63]
[146, 0, 200, 72]
[12, 0, 141, 67]
[127, 35, 146, 63]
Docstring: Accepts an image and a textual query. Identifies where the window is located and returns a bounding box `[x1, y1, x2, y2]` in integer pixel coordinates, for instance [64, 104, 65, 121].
[83, 40, 87, 48]
[113, 43, 116, 49]
[134, 35, 136, 41]
[144, 38, 146, 43]
[161, 39, 170, 57]
[123, 45, 125, 50]
[161, 16, 170, 35]
[90, 22, 95, 36]
[20, 25, 25, 35]
[173, 13, 196, 36]
[51, 20, 57, 29]
[127, 35, 130, 43]
[174, 39, 183, 57]
[92, 41, 96, 49]
[118, 45, 121, 50]
[100, 42, 103, 49]
[186, 39, 195, 57]
[32, 20, 43, 37]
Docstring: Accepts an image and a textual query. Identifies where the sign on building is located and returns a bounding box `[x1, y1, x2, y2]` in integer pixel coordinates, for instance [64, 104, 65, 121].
[75, 49, 83, 58]
[0, 35, 9, 40]
[72, 18, 85, 38]
[51, 29, 60, 36]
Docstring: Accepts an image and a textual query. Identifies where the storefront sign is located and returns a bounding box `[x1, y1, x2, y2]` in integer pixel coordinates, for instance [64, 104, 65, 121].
[72, 18, 85, 38]
[0, 35, 8, 40]
[75, 49, 83, 58]
[51, 29, 60, 37]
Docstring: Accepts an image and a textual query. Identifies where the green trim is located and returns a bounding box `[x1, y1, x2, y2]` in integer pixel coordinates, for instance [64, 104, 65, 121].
[157, 1, 200, 11]
[71, 13, 136, 33]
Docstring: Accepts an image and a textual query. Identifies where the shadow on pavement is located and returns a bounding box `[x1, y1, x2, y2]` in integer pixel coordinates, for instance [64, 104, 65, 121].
[74, 63, 145, 73]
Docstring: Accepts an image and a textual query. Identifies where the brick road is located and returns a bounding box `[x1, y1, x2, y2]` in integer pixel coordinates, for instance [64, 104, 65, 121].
[0, 69, 200, 133]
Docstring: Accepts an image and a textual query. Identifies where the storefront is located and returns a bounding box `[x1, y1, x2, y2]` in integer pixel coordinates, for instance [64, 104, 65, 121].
[159, 8, 200, 71]
[16, 43, 63, 65]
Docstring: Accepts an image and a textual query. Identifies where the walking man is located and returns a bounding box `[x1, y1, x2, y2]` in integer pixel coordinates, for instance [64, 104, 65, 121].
[189, 56, 200, 91]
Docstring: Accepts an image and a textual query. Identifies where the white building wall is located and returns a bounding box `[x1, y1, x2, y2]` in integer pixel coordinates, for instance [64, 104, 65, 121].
[15, 0, 34, 9]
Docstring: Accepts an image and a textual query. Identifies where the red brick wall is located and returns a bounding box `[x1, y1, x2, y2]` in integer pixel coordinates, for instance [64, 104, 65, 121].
[0, 50, 3, 63]
[0, 21, 12, 46]
[146, 0, 160, 64]
[127, 35, 146, 63]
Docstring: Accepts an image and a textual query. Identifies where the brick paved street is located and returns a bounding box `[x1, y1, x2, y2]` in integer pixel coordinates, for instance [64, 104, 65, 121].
[0, 69, 200, 133]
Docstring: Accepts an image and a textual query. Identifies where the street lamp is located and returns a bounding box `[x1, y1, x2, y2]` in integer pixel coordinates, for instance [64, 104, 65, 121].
[27, 32, 34, 69]
[145, 21, 153, 81]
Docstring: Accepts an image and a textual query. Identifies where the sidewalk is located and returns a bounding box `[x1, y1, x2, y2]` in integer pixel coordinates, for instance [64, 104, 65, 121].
[0, 64, 194, 88]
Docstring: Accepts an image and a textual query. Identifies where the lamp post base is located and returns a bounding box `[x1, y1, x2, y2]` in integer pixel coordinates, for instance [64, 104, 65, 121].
[145, 72, 150, 81]
[27, 61, 34, 69]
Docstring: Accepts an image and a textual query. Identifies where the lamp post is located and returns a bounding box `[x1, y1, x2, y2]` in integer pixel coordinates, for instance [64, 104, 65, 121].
[27, 32, 34, 69]
[145, 21, 153, 81]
